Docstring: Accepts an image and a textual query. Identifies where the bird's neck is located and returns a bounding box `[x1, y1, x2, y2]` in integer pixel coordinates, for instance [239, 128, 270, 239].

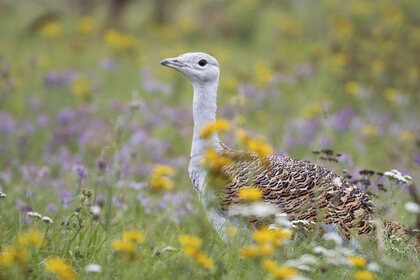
[190, 80, 220, 160]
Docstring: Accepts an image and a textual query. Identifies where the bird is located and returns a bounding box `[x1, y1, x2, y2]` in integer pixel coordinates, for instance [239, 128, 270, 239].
[160, 52, 412, 247]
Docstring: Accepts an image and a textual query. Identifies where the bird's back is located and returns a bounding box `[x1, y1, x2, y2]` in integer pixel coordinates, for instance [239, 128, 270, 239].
[214, 145, 375, 241]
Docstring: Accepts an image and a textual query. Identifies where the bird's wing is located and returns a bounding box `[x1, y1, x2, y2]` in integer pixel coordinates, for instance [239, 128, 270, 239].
[215, 145, 374, 240]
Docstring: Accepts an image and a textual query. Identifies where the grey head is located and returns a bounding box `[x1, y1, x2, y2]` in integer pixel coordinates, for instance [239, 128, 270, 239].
[160, 52, 219, 84]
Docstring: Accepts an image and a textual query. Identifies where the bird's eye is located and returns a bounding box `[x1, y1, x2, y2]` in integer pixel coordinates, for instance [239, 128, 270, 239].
[198, 59, 207, 67]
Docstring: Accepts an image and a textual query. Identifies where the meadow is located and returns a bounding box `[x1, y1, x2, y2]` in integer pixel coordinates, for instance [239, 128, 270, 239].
[0, 0, 419, 279]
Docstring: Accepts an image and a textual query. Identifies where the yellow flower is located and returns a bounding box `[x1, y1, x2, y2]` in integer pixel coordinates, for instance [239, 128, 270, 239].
[348, 256, 367, 268]
[332, 17, 354, 38]
[150, 164, 175, 191]
[262, 259, 298, 280]
[112, 240, 135, 254]
[237, 187, 262, 201]
[253, 228, 292, 247]
[246, 138, 273, 161]
[383, 88, 397, 102]
[44, 258, 77, 280]
[371, 59, 385, 73]
[202, 148, 233, 171]
[104, 29, 140, 52]
[39, 21, 63, 38]
[237, 129, 273, 164]
[227, 226, 238, 237]
[150, 177, 174, 191]
[71, 77, 92, 101]
[122, 230, 146, 244]
[179, 235, 202, 249]
[256, 243, 275, 256]
[239, 245, 259, 258]
[345, 81, 360, 96]
[333, 52, 348, 66]
[17, 229, 44, 248]
[253, 228, 276, 244]
[153, 164, 175, 176]
[195, 251, 214, 269]
[78, 16, 95, 34]
[200, 119, 231, 139]
[353, 270, 375, 280]
[0, 246, 29, 267]
[362, 124, 377, 137]
[254, 62, 273, 86]
[178, 235, 214, 270]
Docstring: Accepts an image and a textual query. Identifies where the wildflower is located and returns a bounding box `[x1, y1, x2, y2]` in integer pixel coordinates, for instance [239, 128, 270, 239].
[178, 234, 214, 270]
[112, 240, 136, 259]
[0, 191, 6, 198]
[254, 62, 273, 86]
[236, 129, 273, 164]
[104, 29, 140, 52]
[405, 202, 420, 214]
[39, 21, 63, 38]
[345, 81, 360, 96]
[202, 148, 233, 172]
[122, 230, 146, 244]
[229, 202, 278, 217]
[42, 216, 54, 224]
[246, 138, 274, 160]
[348, 256, 367, 268]
[85, 263, 102, 273]
[44, 257, 77, 280]
[371, 59, 385, 73]
[150, 164, 175, 191]
[227, 226, 238, 237]
[237, 187, 262, 201]
[17, 229, 44, 248]
[384, 169, 412, 184]
[27, 211, 43, 219]
[362, 124, 377, 137]
[353, 270, 375, 280]
[78, 16, 95, 34]
[200, 119, 231, 139]
[71, 77, 93, 101]
[90, 205, 101, 218]
[195, 251, 214, 269]
[262, 259, 298, 280]
[383, 88, 397, 102]
[333, 52, 347, 66]
[153, 164, 175, 177]
[179, 235, 202, 249]
[253, 227, 292, 246]
[239, 246, 259, 258]
[0, 245, 29, 267]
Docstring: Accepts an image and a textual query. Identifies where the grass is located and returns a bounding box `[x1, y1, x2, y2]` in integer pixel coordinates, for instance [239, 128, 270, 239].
[0, 0, 419, 279]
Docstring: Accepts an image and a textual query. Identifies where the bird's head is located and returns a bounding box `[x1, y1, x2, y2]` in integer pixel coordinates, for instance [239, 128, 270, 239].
[160, 52, 219, 85]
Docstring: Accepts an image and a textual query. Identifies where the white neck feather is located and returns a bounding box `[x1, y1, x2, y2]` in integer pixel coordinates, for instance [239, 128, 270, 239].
[188, 79, 220, 193]
[191, 80, 220, 159]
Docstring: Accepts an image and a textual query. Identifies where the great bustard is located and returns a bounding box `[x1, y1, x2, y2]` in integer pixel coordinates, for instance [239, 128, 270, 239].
[160, 52, 410, 246]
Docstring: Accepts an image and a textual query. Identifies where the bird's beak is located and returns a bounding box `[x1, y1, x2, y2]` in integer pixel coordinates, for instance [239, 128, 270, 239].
[160, 57, 185, 69]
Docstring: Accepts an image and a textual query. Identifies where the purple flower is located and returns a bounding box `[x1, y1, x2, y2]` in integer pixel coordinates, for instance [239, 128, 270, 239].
[295, 63, 314, 79]
[331, 106, 355, 132]
[60, 190, 72, 207]
[415, 154, 420, 166]
[73, 164, 88, 185]
[43, 70, 77, 87]
[141, 67, 171, 94]
[46, 203, 58, 212]
[99, 58, 118, 71]
[0, 112, 16, 135]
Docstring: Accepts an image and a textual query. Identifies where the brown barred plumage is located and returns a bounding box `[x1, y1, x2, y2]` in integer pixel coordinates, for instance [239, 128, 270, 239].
[217, 143, 375, 240]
